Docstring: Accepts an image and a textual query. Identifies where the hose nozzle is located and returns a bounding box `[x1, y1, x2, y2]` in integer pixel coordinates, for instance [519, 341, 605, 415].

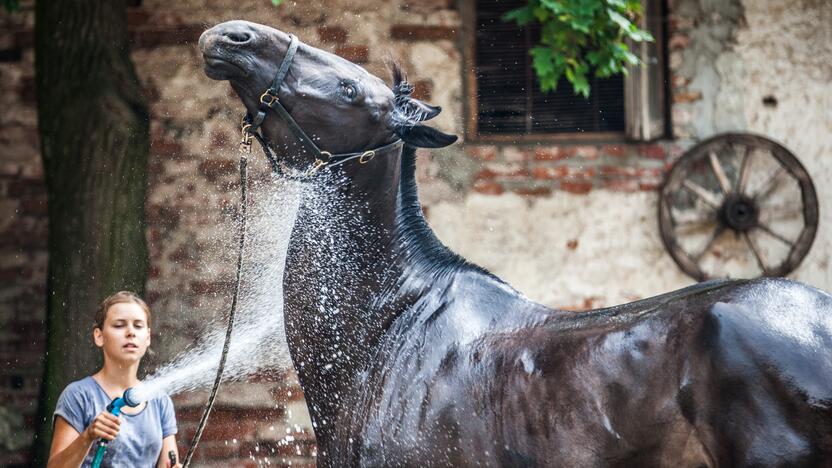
[92, 387, 142, 468]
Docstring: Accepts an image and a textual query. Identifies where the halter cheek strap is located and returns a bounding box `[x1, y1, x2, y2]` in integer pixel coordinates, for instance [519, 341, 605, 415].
[239, 34, 402, 179]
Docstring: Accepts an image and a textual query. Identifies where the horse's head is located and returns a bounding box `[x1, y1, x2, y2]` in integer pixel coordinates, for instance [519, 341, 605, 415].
[199, 20, 456, 167]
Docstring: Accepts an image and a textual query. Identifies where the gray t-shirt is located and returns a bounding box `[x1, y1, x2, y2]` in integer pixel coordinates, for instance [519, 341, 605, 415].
[53, 376, 178, 468]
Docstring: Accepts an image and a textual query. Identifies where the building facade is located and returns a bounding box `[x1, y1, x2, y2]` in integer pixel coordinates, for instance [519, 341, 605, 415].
[1, 0, 830, 465]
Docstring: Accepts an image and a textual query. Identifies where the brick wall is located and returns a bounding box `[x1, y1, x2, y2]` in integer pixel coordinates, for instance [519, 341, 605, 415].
[3, 0, 832, 465]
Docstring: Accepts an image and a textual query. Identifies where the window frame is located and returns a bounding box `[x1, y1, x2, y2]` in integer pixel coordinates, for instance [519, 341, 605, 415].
[460, 0, 666, 144]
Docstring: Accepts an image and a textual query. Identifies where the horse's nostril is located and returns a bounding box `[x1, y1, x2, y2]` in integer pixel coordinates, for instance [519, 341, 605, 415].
[224, 31, 252, 44]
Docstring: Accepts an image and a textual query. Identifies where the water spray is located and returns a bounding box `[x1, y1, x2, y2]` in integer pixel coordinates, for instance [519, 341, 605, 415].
[90, 388, 141, 468]
[180, 153, 249, 467]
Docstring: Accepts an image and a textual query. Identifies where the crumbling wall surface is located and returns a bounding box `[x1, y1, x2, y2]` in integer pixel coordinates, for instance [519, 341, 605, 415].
[731, 0, 832, 286]
[431, 0, 832, 308]
[2, 0, 832, 465]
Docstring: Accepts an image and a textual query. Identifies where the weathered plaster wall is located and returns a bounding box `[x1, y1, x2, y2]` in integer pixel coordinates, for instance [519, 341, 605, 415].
[426, 0, 832, 309]
[2, 0, 831, 465]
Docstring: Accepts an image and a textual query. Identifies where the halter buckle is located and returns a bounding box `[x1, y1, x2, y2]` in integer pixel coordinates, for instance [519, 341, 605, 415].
[239, 123, 253, 154]
[307, 158, 328, 176]
[359, 150, 375, 164]
[260, 91, 279, 107]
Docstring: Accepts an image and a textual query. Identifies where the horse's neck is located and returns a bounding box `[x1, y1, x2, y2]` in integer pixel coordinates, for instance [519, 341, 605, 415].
[282, 146, 463, 437]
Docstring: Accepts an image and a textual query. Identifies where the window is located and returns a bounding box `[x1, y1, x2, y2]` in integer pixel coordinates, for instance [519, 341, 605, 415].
[463, 0, 667, 142]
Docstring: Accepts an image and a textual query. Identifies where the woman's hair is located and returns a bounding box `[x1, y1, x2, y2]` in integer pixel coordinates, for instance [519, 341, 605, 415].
[93, 291, 152, 330]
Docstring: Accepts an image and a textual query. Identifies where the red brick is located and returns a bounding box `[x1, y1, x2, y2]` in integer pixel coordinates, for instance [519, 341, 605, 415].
[599, 165, 638, 177]
[674, 91, 702, 103]
[14, 30, 33, 49]
[6, 179, 45, 197]
[317, 26, 348, 44]
[390, 25, 457, 41]
[668, 34, 690, 50]
[335, 45, 369, 64]
[146, 204, 180, 228]
[638, 144, 666, 160]
[199, 158, 237, 181]
[151, 137, 183, 158]
[127, 8, 151, 27]
[474, 168, 498, 180]
[472, 180, 503, 195]
[560, 181, 593, 194]
[412, 79, 433, 101]
[534, 146, 576, 161]
[0, 267, 31, 282]
[639, 181, 662, 191]
[513, 186, 551, 197]
[19, 195, 48, 216]
[190, 280, 233, 295]
[210, 131, 231, 150]
[601, 144, 627, 157]
[531, 166, 568, 180]
[465, 146, 497, 161]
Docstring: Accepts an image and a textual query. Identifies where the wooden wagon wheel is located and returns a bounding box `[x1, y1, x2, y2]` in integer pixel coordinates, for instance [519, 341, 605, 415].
[658, 133, 818, 281]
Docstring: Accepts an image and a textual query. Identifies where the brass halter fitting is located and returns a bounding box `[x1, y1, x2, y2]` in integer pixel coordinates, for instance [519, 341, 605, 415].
[239, 121, 253, 154]
[259, 91, 279, 107]
[359, 150, 375, 164]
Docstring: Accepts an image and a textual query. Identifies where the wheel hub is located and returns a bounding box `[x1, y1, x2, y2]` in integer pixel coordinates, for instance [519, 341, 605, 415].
[720, 194, 758, 231]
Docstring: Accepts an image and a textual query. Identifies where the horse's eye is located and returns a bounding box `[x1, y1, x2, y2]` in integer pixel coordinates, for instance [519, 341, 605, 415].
[343, 84, 356, 99]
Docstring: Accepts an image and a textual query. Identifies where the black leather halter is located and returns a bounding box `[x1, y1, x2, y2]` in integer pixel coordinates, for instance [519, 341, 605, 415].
[239, 34, 403, 179]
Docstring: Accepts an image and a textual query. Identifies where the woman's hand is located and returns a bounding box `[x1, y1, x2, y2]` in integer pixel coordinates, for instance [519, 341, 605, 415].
[84, 411, 121, 442]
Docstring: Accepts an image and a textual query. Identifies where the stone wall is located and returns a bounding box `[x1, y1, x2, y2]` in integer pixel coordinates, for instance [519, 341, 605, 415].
[2, 0, 831, 466]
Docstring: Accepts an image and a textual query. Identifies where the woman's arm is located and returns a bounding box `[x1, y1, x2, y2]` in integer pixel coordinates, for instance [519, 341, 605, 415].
[47, 412, 120, 468]
[156, 435, 182, 468]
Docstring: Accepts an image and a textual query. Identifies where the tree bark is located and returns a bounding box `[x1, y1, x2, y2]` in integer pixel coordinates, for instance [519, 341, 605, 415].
[32, 0, 149, 465]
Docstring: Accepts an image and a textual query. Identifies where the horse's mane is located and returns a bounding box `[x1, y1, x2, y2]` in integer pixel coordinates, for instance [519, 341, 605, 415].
[395, 144, 496, 281]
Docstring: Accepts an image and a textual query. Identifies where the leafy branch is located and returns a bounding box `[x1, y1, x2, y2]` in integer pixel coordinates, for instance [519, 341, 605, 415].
[503, 0, 653, 97]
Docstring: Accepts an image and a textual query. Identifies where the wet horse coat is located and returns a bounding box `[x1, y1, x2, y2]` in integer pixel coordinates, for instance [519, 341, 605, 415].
[199, 21, 832, 467]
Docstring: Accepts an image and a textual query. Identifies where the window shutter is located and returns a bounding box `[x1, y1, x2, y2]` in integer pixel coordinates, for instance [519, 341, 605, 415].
[625, 0, 667, 141]
[474, 0, 626, 136]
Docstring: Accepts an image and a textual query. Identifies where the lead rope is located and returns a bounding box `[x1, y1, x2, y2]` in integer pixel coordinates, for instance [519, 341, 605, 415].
[181, 153, 248, 468]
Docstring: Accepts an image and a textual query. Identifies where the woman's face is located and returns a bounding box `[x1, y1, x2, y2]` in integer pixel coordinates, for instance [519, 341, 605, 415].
[93, 302, 151, 365]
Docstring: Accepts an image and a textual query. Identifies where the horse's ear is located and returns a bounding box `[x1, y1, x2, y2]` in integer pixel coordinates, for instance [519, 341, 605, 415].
[394, 123, 458, 148]
[408, 99, 441, 121]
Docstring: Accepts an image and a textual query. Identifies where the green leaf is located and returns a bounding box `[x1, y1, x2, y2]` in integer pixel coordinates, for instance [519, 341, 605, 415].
[531, 47, 556, 77]
[503, 7, 534, 25]
[607, 9, 634, 32]
[628, 29, 654, 42]
[271, 0, 283, 5]
[499, 0, 650, 96]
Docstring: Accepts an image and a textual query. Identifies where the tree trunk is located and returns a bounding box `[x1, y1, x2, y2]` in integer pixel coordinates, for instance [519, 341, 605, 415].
[32, 0, 149, 464]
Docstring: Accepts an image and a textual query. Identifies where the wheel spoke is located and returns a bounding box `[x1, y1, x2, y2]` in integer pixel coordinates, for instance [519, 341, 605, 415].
[755, 222, 795, 247]
[753, 165, 786, 201]
[709, 150, 732, 194]
[694, 224, 726, 262]
[759, 203, 803, 221]
[682, 180, 721, 209]
[743, 232, 769, 275]
[735, 146, 752, 195]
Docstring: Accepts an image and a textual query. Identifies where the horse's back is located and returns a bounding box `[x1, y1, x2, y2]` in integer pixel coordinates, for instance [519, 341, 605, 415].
[345, 276, 832, 467]
[691, 278, 832, 466]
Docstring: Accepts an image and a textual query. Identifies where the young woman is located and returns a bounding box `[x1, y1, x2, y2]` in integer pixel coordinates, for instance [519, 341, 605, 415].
[48, 291, 182, 468]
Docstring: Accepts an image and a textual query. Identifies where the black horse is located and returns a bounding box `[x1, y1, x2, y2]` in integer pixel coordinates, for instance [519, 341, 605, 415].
[199, 21, 832, 467]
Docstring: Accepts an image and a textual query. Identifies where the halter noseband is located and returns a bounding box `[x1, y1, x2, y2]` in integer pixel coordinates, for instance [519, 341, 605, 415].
[239, 34, 403, 179]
